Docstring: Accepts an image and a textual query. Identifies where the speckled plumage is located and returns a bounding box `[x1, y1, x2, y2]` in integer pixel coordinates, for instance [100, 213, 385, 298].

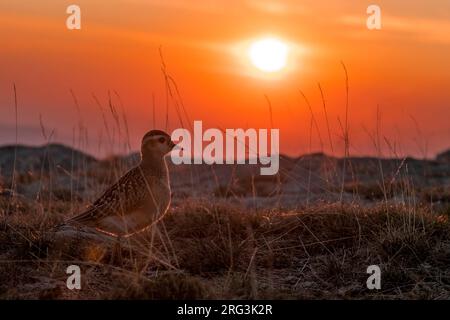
[66, 130, 175, 238]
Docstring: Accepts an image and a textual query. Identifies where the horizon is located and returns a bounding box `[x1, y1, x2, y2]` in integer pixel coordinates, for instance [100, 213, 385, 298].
[0, 140, 447, 161]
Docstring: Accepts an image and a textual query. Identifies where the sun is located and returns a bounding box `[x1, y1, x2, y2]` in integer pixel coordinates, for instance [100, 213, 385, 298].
[248, 38, 289, 73]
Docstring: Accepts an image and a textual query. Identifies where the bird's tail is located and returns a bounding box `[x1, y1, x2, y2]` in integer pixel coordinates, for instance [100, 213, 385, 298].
[50, 219, 112, 243]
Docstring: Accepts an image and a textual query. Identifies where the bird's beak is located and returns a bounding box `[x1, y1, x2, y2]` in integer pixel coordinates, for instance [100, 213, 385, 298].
[170, 141, 183, 151]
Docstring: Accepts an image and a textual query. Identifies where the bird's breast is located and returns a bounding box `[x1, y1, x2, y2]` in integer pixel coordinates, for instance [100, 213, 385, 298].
[143, 176, 171, 214]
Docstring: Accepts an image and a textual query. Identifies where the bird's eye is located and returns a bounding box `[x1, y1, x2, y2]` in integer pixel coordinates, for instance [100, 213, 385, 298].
[158, 137, 166, 143]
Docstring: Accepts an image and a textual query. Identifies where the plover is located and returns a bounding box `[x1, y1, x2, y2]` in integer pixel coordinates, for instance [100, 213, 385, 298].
[66, 130, 177, 238]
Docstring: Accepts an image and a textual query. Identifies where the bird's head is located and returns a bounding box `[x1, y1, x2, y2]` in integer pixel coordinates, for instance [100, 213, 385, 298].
[141, 130, 177, 159]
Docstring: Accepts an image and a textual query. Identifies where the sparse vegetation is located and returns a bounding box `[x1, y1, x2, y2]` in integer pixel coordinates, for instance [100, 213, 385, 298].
[1, 197, 449, 299]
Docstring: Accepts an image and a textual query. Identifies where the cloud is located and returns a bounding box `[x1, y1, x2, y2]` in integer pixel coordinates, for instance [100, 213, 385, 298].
[244, 0, 307, 15]
[117, 0, 225, 13]
[340, 14, 450, 45]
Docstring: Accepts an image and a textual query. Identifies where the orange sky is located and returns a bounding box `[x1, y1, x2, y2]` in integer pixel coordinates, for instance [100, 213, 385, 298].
[1, 0, 449, 158]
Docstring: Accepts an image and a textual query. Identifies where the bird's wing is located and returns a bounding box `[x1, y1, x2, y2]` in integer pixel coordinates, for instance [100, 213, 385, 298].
[67, 167, 152, 225]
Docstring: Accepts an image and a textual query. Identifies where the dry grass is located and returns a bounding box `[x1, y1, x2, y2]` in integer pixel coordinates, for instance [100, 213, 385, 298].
[1, 198, 449, 299]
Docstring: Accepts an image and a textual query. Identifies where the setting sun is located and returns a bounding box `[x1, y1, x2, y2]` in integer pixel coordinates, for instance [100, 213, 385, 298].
[248, 38, 289, 72]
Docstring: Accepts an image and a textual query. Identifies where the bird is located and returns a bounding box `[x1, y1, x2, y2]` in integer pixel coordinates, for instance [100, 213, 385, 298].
[64, 130, 177, 238]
